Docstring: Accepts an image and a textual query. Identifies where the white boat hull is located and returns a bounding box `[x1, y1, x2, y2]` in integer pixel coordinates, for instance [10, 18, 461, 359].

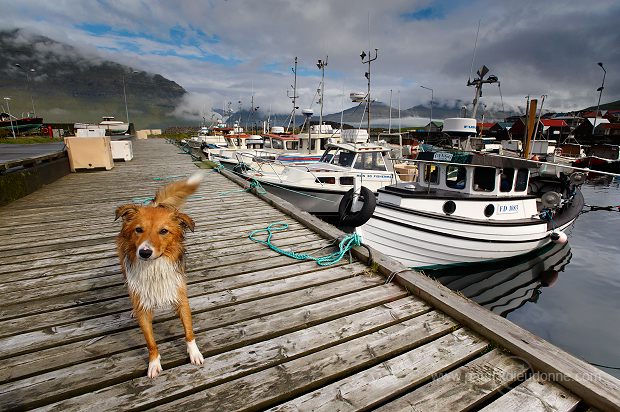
[356, 203, 576, 269]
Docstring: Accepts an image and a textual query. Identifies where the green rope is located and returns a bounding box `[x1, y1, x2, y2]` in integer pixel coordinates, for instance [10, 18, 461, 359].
[249, 222, 362, 266]
[219, 179, 267, 197]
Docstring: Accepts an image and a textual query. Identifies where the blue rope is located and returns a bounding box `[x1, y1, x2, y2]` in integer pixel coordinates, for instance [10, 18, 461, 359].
[249, 222, 362, 266]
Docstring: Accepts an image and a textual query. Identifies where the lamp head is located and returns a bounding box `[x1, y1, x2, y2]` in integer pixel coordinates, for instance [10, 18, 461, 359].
[597, 62, 603, 67]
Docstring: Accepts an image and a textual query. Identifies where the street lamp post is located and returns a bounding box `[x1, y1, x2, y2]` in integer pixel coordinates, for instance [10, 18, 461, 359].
[592, 62, 606, 137]
[420, 85, 433, 138]
[3, 97, 16, 138]
[14, 64, 36, 117]
[360, 49, 378, 135]
[122, 71, 139, 134]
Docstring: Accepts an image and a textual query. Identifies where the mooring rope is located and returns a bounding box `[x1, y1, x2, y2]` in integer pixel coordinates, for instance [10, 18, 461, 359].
[249, 222, 361, 266]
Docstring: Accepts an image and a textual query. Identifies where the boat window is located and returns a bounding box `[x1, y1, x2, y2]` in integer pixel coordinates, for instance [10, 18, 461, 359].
[500, 168, 515, 192]
[353, 152, 387, 171]
[473, 167, 496, 192]
[337, 151, 356, 167]
[340, 176, 354, 185]
[515, 168, 529, 191]
[286, 141, 299, 150]
[446, 165, 467, 189]
[272, 139, 283, 150]
[320, 148, 335, 163]
[263, 138, 271, 149]
[423, 164, 439, 184]
[315, 176, 335, 184]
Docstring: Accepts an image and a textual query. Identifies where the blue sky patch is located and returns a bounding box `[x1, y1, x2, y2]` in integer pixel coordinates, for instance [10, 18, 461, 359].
[401, 7, 445, 21]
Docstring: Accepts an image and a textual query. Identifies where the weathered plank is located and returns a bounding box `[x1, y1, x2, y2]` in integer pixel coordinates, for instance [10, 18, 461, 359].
[262, 329, 488, 412]
[1, 284, 411, 384]
[0, 263, 373, 357]
[478, 374, 581, 412]
[372, 349, 530, 412]
[34, 310, 455, 411]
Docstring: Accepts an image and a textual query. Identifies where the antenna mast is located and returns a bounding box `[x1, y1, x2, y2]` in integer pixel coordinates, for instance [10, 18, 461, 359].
[287, 57, 299, 133]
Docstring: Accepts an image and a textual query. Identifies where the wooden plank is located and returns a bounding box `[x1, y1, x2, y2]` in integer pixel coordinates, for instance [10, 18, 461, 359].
[373, 349, 530, 412]
[0, 284, 411, 384]
[3, 293, 427, 410]
[0, 258, 349, 335]
[0, 230, 323, 289]
[33, 309, 455, 411]
[265, 331, 488, 412]
[479, 374, 580, 412]
[0, 256, 337, 321]
[0, 263, 373, 357]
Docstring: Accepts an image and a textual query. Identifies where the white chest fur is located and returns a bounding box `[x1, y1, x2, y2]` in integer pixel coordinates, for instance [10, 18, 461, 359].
[125, 258, 184, 311]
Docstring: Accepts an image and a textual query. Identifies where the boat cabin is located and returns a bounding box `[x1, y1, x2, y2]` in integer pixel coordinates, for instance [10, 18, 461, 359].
[261, 134, 300, 151]
[404, 151, 535, 198]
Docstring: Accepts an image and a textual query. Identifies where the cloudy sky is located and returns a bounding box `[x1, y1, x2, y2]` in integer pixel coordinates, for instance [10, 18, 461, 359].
[1, 0, 619, 121]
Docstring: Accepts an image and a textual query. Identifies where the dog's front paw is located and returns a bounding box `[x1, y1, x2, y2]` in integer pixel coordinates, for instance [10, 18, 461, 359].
[147, 355, 163, 378]
[187, 339, 204, 365]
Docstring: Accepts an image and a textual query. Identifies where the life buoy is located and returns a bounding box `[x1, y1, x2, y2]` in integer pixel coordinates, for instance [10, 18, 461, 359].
[338, 186, 376, 227]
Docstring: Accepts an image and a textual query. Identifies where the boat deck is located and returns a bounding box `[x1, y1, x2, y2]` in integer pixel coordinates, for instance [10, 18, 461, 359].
[0, 139, 618, 411]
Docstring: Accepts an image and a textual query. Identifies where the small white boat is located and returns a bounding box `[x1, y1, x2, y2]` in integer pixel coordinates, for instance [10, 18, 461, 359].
[99, 117, 129, 135]
[236, 129, 403, 217]
[353, 149, 585, 269]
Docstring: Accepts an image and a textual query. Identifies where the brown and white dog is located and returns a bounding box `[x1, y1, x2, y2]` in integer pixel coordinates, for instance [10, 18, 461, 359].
[115, 173, 204, 378]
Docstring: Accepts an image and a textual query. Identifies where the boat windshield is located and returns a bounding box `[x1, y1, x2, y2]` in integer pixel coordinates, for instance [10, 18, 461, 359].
[320, 148, 355, 167]
[353, 151, 388, 171]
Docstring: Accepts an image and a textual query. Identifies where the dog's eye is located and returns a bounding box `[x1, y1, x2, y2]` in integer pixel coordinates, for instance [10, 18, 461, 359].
[159, 228, 169, 235]
[135, 227, 144, 234]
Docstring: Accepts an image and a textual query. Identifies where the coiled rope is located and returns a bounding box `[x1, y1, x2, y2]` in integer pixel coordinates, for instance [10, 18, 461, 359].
[249, 222, 362, 266]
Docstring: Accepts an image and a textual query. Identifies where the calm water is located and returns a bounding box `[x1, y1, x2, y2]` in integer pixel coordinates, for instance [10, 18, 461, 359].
[426, 176, 620, 379]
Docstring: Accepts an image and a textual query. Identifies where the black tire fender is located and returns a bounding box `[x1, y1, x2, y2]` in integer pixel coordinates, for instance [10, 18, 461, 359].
[338, 186, 376, 227]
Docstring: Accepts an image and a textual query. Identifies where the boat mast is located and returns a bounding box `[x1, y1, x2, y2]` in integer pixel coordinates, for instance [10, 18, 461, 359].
[361, 48, 378, 136]
[532, 94, 547, 140]
[287, 57, 299, 133]
[467, 65, 498, 119]
[317, 56, 328, 134]
[388, 89, 393, 133]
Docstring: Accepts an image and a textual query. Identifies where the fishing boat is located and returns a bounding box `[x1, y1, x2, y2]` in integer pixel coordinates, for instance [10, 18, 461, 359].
[351, 149, 585, 269]
[572, 144, 620, 174]
[0, 112, 43, 134]
[236, 129, 403, 217]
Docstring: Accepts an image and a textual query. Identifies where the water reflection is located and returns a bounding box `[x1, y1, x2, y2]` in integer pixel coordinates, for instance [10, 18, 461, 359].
[423, 242, 572, 317]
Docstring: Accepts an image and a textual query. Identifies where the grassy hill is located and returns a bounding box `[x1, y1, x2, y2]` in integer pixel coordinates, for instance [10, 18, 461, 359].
[0, 29, 187, 129]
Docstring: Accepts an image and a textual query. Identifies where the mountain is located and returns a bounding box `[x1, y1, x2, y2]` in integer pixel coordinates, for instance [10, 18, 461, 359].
[0, 29, 187, 128]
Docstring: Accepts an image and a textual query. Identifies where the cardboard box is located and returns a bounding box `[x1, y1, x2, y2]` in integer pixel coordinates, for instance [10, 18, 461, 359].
[64, 136, 114, 172]
[394, 164, 418, 182]
[136, 130, 150, 139]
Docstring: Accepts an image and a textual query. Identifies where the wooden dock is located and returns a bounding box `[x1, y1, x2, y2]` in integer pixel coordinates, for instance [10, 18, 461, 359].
[0, 138, 618, 411]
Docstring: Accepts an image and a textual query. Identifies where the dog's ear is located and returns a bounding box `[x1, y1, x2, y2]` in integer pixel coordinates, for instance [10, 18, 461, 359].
[176, 212, 195, 232]
[115, 204, 139, 222]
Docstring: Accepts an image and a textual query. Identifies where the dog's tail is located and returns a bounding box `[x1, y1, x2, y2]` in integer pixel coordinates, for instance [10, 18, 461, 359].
[153, 172, 204, 209]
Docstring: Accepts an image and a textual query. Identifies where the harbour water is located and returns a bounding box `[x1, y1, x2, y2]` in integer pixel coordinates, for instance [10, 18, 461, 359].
[426, 176, 620, 379]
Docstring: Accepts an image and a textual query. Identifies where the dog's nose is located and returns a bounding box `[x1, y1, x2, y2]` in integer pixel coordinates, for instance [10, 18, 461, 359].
[139, 248, 153, 259]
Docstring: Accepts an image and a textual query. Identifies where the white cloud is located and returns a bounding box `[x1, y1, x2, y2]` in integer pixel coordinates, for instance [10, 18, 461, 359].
[1, 0, 618, 120]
